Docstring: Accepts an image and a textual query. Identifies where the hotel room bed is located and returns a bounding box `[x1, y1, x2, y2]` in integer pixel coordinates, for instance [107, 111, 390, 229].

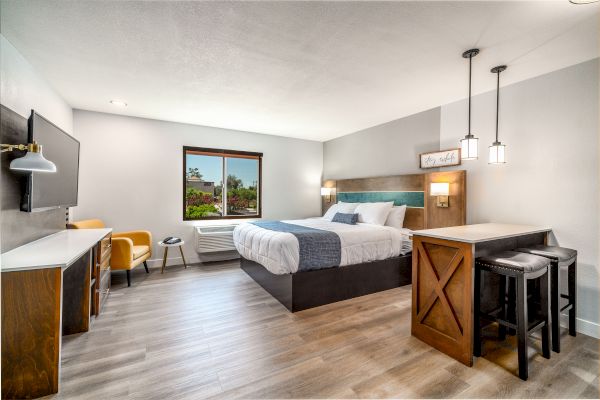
[233, 217, 413, 312]
[233, 218, 412, 275]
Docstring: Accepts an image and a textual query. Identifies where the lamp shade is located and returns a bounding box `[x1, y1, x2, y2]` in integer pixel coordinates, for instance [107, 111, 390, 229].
[488, 142, 506, 164]
[321, 187, 332, 196]
[460, 135, 478, 160]
[430, 182, 449, 196]
[10, 150, 56, 173]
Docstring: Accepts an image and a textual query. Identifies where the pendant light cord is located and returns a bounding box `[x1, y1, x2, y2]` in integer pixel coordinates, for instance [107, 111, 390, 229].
[468, 54, 472, 135]
[495, 70, 500, 143]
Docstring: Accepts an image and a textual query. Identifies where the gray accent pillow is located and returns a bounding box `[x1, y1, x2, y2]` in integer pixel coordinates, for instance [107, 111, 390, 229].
[332, 212, 359, 225]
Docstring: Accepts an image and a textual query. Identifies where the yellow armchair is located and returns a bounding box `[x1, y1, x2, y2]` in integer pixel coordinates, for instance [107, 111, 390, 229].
[68, 219, 152, 287]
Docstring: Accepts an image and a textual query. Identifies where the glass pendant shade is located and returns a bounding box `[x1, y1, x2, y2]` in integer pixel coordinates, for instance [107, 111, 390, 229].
[488, 142, 506, 164]
[460, 135, 479, 160]
[10, 150, 57, 172]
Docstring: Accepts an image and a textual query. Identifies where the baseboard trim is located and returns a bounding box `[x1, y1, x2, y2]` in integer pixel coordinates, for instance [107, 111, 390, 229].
[561, 314, 600, 339]
[145, 256, 195, 268]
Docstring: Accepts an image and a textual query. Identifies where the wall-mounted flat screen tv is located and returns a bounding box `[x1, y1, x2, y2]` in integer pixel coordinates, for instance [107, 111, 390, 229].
[21, 110, 80, 212]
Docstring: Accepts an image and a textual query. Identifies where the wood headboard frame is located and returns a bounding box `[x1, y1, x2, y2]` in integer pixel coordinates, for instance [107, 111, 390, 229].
[322, 170, 466, 230]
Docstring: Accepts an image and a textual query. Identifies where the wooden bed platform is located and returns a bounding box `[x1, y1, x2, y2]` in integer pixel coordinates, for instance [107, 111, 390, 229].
[240, 254, 412, 312]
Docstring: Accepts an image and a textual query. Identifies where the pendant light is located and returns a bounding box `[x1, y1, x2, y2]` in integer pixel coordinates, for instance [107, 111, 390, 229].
[460, 49, 480, 160]
[489, 65, 507, 164]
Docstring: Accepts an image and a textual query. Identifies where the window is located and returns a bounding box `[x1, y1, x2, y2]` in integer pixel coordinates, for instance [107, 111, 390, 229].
[183, 146, 262, 220]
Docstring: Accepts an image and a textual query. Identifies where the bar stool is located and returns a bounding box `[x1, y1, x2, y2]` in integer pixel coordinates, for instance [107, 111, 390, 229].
[515, 245, 577, 353]
[475, 251, 551, 381]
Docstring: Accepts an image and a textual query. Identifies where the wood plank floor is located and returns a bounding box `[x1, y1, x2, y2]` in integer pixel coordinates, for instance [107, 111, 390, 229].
[47, 261, 600, 399]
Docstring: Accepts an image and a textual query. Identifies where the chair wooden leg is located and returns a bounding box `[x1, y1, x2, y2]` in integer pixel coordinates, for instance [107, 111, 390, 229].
[179, 246, 187, 269]
[516, 274, 528, 381]
[474, 266, 482, 357]
[541, 268, 551, 359]
[143, 261, 149, 274]
[126, 270, 131, 287]
[568, 259, 577, 336]
[161, 247, 169, 274]
[499, 276, 507, 340]
[550, 262, 560, 353]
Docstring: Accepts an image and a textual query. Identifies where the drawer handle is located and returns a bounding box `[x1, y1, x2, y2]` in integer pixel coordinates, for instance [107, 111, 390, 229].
[106, 244, 112, 248]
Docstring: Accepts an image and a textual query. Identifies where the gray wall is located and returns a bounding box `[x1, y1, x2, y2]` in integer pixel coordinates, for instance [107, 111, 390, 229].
[440, 59, 599, 337]
[323, 107, 441, 179]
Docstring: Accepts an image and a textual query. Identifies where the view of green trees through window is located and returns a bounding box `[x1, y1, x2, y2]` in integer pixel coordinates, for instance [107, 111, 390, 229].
[184, 148, 261, 219]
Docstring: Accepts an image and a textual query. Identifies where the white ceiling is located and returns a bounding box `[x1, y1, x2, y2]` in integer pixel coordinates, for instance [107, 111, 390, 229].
[1, 1, 598, 142]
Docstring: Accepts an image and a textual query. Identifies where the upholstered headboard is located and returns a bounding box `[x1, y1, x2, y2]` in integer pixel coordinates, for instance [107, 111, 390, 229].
[322, 170, 466, 230]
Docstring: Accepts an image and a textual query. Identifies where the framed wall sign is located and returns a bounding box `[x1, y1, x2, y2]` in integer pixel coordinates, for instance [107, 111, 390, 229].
[419, 148, 461, 169]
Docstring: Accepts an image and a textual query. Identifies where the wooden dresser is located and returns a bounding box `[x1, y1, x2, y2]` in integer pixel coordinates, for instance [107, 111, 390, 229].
[1, 228, 112, 399]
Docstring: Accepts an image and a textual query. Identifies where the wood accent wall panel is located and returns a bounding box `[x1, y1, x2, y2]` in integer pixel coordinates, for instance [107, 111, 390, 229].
[321, 170, 465, 230]
[336, 174, 424, 192]
[411, 236, 474, 366]
[424, 170, 466, 228]
[1, 268, 62, 399]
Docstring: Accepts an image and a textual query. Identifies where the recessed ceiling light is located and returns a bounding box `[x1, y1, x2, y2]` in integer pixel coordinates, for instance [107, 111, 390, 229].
[569, 0, 599, 4]
[110, 100, 127, 107]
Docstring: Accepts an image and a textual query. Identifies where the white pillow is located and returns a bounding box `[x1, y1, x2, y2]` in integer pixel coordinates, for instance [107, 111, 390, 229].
[385, 205, 407, 229]
[355, 202, 394, 226]
[323, 202, 358, 221]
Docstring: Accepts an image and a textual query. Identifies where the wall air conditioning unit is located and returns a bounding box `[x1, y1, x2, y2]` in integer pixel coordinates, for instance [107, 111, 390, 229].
[195, 225, 240, 262]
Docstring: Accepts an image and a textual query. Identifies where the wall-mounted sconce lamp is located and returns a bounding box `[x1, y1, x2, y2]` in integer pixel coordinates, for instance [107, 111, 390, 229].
[1, 141, 57, 172]
[430, 182, 450, 208]
[321, 187, 333, 203]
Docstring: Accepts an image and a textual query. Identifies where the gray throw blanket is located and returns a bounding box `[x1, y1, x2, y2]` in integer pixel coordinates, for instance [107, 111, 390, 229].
[252, 221, 341, 271]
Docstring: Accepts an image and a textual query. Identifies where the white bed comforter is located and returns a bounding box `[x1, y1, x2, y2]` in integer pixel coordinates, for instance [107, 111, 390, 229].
[233, 218, 412, 275]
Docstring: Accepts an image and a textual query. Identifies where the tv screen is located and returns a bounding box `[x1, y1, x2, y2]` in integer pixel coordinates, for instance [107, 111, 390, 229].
[22, 110, 80, 211]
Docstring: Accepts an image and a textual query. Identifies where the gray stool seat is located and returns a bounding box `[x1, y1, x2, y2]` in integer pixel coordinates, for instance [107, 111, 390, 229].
[514, 245, 577, 266]
[477, 251, 550, 274]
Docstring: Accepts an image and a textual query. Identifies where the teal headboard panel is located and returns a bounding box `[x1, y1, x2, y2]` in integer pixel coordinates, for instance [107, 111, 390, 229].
[337, 191, 424, 208]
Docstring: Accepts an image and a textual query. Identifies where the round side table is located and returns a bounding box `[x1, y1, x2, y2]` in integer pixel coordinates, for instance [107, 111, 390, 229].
[158, 240, 187, 274]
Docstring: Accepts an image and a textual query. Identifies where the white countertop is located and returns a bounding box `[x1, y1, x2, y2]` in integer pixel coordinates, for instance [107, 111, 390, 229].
[1, 229, 112, 272]
[412, 223, 551, 244]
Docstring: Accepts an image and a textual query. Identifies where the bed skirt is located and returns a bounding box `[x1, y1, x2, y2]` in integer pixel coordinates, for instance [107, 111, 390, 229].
[240, 254, 412, 312]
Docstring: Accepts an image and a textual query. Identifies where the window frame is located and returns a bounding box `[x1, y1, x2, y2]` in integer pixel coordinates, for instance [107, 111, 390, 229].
[183, 146, 263, 221]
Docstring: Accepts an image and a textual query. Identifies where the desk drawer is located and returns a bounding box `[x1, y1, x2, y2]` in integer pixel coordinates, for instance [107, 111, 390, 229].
[97, 233, 112, 264]
[97, 258, 110, 315]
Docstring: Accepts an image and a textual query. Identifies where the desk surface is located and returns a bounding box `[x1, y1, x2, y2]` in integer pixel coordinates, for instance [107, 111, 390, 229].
[412, 223, 551, 244]
[1, 229, 112, 272]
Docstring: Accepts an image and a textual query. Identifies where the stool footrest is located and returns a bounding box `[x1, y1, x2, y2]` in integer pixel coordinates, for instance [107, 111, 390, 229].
[560, 303, 573, 312]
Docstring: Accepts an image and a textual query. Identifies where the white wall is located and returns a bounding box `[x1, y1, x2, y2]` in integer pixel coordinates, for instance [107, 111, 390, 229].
[72, 110, 323, 266]
[0, 35, 72, 133]
[439, 59, 599, 337]
[323, 108, 440, 179]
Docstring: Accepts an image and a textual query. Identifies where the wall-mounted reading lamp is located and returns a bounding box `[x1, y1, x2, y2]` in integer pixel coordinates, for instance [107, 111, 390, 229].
[430, 182, 450, 208]
[321, 187, 333, 203]
[1, 141, 57, 172]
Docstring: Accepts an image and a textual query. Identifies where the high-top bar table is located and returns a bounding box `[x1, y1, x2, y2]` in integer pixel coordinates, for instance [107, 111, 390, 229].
[411, 223, 551, 366]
